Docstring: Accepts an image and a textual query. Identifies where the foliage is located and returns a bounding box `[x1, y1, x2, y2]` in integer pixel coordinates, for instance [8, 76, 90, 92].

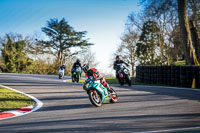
[32, 57, 57, 75]
[168, 26, 183, 62]
[0, 18, 94, 75]
[0, 33, 34, 73]
[116, 30, 138, 76]
[124, 0, 200, 66]
[0, 57, 6, 72]
[136, 20, 162, 65]
[36, 18, 93, 67]
[78, 49, 99, 68]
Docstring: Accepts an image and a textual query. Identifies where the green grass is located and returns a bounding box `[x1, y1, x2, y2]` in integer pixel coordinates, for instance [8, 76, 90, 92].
[172, 60, 186, 66]
[0, 86, 36, 112]
[66, 78, 85, 83]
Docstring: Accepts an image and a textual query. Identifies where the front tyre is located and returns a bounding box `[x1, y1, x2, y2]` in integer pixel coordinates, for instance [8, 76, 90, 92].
[127, 76, 131, 86]
[89, 90, 102, 107]
[59, 74, 62, 79]
[76, 76, 79, 83]
[110, 88, 118, 103]
[72, 75, 75, 82]
[76, 72, 80, 83]
[119, 78, 124, 86]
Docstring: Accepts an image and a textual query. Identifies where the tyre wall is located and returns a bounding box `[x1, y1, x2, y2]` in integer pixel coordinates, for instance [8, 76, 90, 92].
[136, 66, 200, 88]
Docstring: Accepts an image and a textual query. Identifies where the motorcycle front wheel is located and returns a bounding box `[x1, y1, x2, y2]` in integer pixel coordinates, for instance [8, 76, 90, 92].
[71, 75, 75, 82]
[119, 78, 124, 86]
[127, 76, 132, 86]
[76, 73, 80, 83]
[89, 90, 102, 107]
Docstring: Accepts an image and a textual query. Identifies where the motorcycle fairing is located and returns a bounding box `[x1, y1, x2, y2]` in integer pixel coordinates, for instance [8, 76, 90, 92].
[93, 81, 111, 102]
[118, 71, 123, 78]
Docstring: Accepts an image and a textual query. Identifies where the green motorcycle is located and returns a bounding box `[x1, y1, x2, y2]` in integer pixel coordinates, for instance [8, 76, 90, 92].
[72, 67, 82, 83]
[83, 76, 118, 107]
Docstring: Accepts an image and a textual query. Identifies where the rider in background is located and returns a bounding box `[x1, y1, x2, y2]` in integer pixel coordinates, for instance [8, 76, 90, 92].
[82, 64, 112, 92]
[60, 63, 66, 70]
[113, 55, 129, 81]
[71, 59, 82, 76]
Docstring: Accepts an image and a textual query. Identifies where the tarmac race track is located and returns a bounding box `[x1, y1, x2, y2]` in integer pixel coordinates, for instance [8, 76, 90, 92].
[0, 73, 200, 133]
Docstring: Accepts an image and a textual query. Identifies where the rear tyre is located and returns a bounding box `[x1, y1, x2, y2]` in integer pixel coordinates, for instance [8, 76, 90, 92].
[89, 90, 102, 107]
[109, 88, 118, 103]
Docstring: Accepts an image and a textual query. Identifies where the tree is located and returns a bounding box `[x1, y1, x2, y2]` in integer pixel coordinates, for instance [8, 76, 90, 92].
[168, 26, 183, 62]
[0, 33, 34, 73]
[140, 0, 179, 65]
[79, 49, 99, 68]
[139, 0, 200, 65]
[37, 18, 93, 66]
[178, 0, 195, 65]
[117, 30, 138, 76]
[136, 20, 162, 65]
[188, 0, 200, 63]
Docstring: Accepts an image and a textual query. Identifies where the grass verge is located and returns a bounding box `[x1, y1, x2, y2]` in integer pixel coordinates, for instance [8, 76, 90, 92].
[66, 78, 85, 83]
[0, 86, 36, 112]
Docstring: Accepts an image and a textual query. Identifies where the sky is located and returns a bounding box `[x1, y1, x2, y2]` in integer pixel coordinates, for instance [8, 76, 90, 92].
[0, 0, 141, 75]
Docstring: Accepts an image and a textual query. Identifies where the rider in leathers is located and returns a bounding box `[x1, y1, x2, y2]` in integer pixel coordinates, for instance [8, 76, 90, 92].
[71, 59, 82, 77]
[113, 55, 129, 81]
[82, 64, 112, 93]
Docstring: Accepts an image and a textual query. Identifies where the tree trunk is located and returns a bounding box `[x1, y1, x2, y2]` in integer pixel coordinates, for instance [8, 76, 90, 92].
[159, 33, 164, 65]
[178, 0, 194, 65]
[190, 20, 200, 62]
[131, 64, 134, 77]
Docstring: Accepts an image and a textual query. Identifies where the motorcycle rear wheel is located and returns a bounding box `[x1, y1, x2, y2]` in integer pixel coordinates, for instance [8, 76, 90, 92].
[110, 88, 118, 103]
[89, 90, 102, 107]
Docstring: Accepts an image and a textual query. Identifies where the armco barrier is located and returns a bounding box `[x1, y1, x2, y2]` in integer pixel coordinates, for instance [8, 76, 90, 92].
[136, 66, 200, 88]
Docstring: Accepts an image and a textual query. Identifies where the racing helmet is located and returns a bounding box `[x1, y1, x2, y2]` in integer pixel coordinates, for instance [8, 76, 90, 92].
[116, 55, 120, 60]
[82, 64, 89, 73]
[76, 59, 80, 63]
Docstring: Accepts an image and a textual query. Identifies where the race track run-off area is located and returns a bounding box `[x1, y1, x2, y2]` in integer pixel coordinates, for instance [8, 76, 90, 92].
[0, 73, 200, 133]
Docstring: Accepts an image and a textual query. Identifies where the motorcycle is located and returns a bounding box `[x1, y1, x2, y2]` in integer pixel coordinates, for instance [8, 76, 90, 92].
[117, 64, 131, 86]
[83, 76, 118, 107]
[72, 66, 82, 83]
[58, 67, 65, 79]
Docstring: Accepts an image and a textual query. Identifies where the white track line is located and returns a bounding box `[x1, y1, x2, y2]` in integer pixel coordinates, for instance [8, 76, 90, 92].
[0, 85, 43, 120]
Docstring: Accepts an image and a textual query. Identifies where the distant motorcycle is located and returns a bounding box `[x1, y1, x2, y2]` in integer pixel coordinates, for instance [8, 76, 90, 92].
[117, 64, 131, 86]
[72, 66, 82, 83]
[83, 76, 118, 107]
[58, 68, 65, 79]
